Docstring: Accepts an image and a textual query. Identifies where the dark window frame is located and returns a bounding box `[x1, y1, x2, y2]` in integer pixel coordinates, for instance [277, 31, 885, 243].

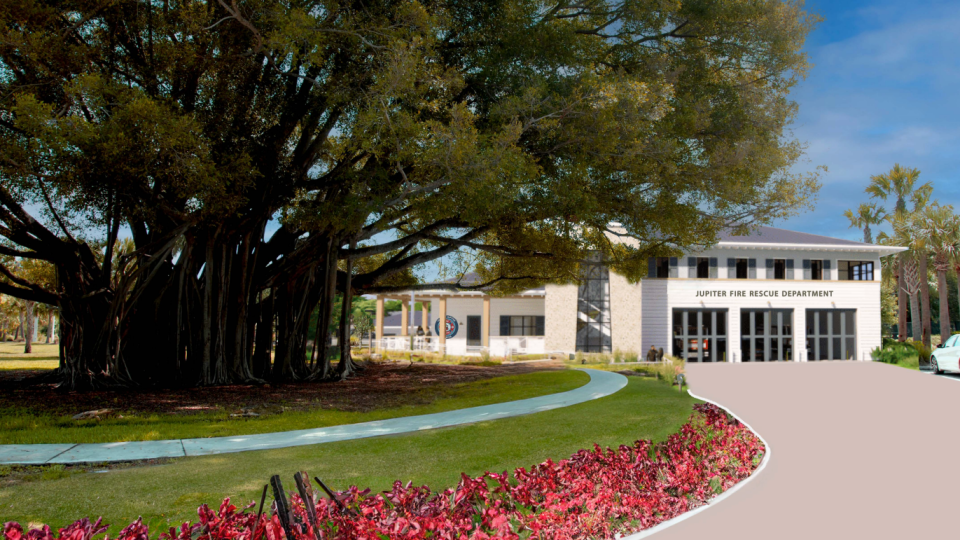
[696, 257, 710, 279]
[774, 259, 786, 280]
[507, 315, 541, 336]
[672, 309, 728, 363]
[806, 309, 856, 360]
[839, 260, 875, 281]
[576, 254, 612, 353]
[810, 259, 824, 280]
[655, 257, 671, 278]
[740, 309, 794, 362]
[735, 258, 748, 279]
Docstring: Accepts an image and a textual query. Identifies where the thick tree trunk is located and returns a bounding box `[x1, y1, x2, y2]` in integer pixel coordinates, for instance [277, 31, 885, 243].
[40, 217, 349, 390]
[898, 260, 907, 342]
[24, 301, 34, 354]
[909, 293, 922, 342]
[316, 241, 338, 379]
[938, 269, 950, 346]
[252, 291, 274, 379]
[919, 254, 933, 348]
[337, 238, 358, 380]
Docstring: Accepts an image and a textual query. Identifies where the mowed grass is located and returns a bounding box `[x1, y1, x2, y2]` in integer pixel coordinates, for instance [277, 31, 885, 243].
[0, 342, 59, 370]
[0, 376, 699, 532]
[0, 370, 588, 444]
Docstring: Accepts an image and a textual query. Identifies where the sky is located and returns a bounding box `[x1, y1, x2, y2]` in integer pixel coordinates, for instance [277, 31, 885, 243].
[779, 0, 960, 241]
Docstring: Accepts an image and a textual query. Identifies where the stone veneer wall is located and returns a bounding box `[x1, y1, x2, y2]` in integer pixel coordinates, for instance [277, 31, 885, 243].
[609, 272, 643, 355]
[544, 283, 578, 352]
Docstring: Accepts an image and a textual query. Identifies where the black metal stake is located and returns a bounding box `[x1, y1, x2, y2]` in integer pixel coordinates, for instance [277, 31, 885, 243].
[255, 484, 269, 526]
[294, 471, 320, 538]
[314, 476, 356, 517]
[270, 475, 296, 540]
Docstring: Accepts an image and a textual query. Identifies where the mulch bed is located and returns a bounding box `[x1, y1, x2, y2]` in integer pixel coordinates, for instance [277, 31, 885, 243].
[0, 361, 560, 418]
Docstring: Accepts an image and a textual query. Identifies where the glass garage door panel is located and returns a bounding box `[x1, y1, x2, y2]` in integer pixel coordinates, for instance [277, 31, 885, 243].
[805, 309, 856, 360]
[672, 309, 729, 362]
[740, 309, 794, 362]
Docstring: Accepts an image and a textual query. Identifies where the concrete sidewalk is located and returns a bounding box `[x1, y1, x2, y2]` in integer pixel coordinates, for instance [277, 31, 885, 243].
[0, 368, 626, 465]
[644, 362, 960, 540]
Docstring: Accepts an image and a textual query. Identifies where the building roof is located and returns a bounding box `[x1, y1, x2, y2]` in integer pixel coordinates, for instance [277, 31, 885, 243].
[382, 311, 425, 327]
[718, 226, 867, 246]
[716, 225, 905, 255]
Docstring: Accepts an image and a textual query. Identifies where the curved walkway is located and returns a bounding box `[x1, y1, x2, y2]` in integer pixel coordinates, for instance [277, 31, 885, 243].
[0, 369, 627, 465]
[635, 362, 960, 540]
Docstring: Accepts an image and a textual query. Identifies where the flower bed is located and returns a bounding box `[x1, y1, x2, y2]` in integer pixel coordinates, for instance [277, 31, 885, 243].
[4, 404, 763, 540]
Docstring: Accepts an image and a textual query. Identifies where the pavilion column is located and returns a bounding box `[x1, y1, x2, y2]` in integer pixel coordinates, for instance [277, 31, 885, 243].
[422, 301, 430, 335]
[400, 301, 409, 336]
[438, 297, 447, 347]
[482, 296, 490, 348]
[375, 296, 384, 351]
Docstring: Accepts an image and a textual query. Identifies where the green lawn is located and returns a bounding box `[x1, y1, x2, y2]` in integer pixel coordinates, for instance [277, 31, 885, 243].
[0, 370, 588, 444]
[0, 342, 59, 371]
[0, 376, 699, 532]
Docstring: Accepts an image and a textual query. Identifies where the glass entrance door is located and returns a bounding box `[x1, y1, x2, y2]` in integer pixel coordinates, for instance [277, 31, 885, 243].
[740, 309, 794, 362]
[672, 309, 728, 362]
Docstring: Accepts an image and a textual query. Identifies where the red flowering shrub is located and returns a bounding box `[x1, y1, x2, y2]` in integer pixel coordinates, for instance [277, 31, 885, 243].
[4, 404, 763, 540]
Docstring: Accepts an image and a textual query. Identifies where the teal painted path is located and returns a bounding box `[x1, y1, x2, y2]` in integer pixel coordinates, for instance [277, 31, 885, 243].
[0, 369, 627, 465]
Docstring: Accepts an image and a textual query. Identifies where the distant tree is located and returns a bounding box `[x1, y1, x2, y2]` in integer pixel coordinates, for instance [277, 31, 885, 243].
[868, 164, 933, 344]
[844, 203, 886, 244]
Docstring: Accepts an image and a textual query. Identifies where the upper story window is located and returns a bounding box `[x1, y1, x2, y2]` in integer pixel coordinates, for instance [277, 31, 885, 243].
[839, 260, 874, 281]
[655, 257, 671, 278]
[697, 257, 710, 278]
[736, 258, 749, 279]
[810, 260, 823, 280]
[774, 259, 786, 280]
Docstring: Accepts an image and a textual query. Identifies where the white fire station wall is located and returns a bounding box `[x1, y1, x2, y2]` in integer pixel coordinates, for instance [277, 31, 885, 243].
[641, 278, 882, 362]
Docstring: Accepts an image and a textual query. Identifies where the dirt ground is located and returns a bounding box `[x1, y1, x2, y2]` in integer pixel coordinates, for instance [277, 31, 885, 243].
[0, 361, 561, 417]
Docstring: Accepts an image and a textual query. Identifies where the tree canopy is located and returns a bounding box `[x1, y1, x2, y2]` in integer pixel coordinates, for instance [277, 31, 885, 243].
[1, 0, 821, 388]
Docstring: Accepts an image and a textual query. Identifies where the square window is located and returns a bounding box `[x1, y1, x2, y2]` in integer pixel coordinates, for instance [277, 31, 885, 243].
[838, 261, 875, 281]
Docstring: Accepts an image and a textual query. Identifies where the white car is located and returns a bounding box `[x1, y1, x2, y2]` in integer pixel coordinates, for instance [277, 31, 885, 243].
[932, 335, 960, 374]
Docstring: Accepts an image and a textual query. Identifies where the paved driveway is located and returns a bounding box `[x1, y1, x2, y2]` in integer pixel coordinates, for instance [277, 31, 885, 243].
[652, 362, 960, 540]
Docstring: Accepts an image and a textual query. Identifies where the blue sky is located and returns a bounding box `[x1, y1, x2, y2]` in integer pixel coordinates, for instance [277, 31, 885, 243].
[779, 0, 960, 241]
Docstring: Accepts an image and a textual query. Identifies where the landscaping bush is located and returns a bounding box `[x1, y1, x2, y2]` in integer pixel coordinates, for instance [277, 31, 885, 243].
[3, 404, 762, 540]
[870, 341, 918, 364]
[908, 341, 932, 365]
[634, 356, 685, 385]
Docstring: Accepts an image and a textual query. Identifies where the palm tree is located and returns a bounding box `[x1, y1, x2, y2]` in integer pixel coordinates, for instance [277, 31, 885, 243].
[920, 204, 960, 345]
[867, 164, 933, 343]
[890, 215, 923, 342]
[844, 202, 887, 244]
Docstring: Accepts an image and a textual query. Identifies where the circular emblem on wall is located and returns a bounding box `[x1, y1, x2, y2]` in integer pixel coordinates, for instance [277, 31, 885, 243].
[435, 315, 458, 339]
